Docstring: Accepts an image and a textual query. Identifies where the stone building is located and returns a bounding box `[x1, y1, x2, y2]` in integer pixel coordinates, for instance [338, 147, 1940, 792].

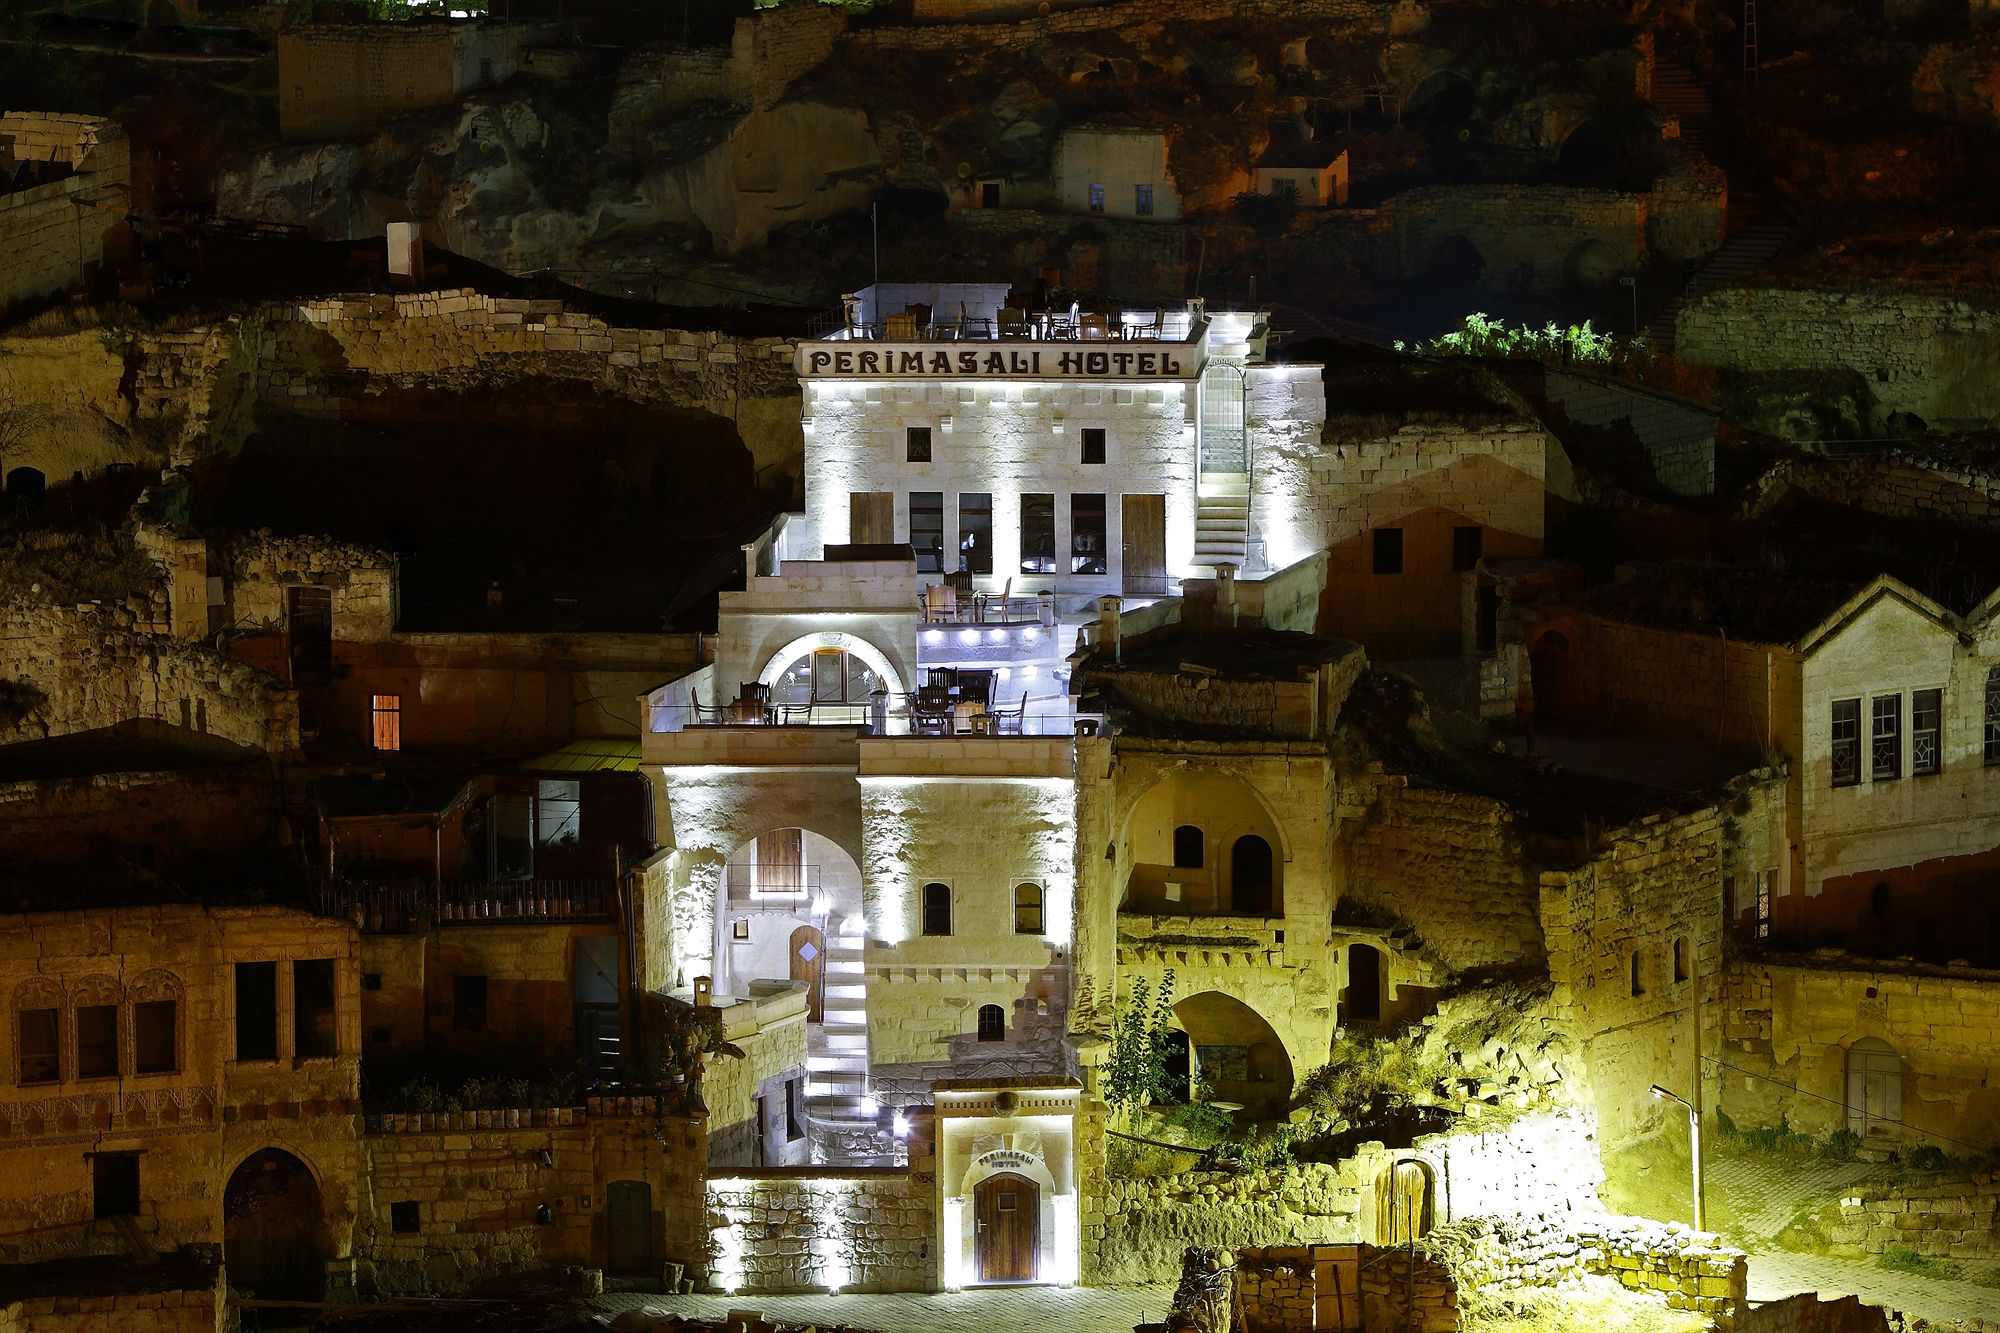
[0, 112, 129, 320]
[277, 21, 556, 142]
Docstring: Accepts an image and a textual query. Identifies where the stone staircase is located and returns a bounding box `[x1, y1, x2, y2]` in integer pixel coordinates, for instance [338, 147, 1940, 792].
[1646, 190, 1793, 354]
[1651, 56, 1712, 154]
[805, 924, 880, 1162]
[1195, 476, 1250, 570]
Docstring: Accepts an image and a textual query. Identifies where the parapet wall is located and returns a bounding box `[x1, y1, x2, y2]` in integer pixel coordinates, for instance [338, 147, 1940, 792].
[706, 1165, 937, 1292]
[0, 112, 129, 317]
[1820, 1174, 2000, 1262]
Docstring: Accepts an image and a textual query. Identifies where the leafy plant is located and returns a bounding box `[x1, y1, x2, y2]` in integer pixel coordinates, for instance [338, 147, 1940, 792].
[1880, 1245, 1953, 1278]
[1105, 970, 1182, 1120]
[1822, 1129, 1863, 1162]
[1164, 1098, 1235, 1143]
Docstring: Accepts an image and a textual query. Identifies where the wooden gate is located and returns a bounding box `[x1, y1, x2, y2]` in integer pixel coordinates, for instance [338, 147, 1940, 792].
[790, 924, 826, 1022]
[605, 1180, 653, 1275]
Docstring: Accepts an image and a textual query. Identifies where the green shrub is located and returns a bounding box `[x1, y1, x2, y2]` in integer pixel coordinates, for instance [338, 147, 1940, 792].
[1821, 1129, 1862, 1161]
[1880, 1245, 1952, 1278]
[1906, 1143, 1948, 1171]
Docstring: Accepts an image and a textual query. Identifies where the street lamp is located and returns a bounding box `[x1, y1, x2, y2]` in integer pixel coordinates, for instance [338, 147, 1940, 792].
[1651, 1084, 1704, 1231]
[1619, 275, 1639, 339]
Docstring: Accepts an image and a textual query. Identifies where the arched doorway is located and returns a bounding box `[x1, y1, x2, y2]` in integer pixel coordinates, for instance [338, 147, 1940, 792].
[1845, 1038, 1901, 1142]
[1418, 234, 1485, 289]
[1555, 120, 1615, 184]
[1174, 991, 1294, 1115]
[223, 1149, 323, 1301]
[5, 467, 46, 514]
[1405, 70, 1475, 142]
[1231, 835, 1274, 914]
[974, 1172, 1039, 1282]
[790, 924, 825, 1022]
[1374, 1160, 1435, 1244]
[1347, 943, 1383, 1023]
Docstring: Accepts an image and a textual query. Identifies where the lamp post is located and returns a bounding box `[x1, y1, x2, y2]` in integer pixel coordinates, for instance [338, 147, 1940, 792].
[1619, 274, 1639, 339]
[1652, 1084, 1703, 1231]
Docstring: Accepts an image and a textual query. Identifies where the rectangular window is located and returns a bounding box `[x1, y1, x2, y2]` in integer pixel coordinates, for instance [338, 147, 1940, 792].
[1872, 694, 1902, 782]
[1273, 177, 1297, 198]
[18, 1008, 59, 1084]
[1372, 527, 1404, 575]
[294, 959, 337, 1060]
[957, 493, 993, 576]
[1451, 525, 1484, 572]
[77, 1005, 118, 1079]
[1080, 427, 1106, 465]
[134, 1001, 176, 1075]
[1830, 699, 1861, 788]
[906, 425, 932, 463]
[1134, 184, 1154, 215]
[1020, 493, 1056, 574]
[1071, 494, 1107, 575]
[391, 1201, 420, 1234]
[1912, 688, 1942, 776]
[786, 1076, 804, 1142]
[235, 962, 278, 1062]
[453, 975, 488, 1032]
[535, 779, 581, 850]
[910, 491, 944, 574]
[1087, 183, 1105, 212]
[92, 1154, 139, 1219]
[371, 694, 401, 751]
[922, 883, 953, 937]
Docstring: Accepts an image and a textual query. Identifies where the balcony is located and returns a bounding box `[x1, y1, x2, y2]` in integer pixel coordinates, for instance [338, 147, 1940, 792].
[317, 877, 619, 932]
[1116, 910, 1286, 969]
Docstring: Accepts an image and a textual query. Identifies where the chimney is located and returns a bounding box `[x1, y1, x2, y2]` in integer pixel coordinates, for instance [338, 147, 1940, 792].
[1215, 564, 1239, 629]
[1098, 595, 1123, 664]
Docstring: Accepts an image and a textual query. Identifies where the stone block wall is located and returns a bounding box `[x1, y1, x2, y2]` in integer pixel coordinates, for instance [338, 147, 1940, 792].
[0, 113, 129, 317]
[1822, 1175, 2000, 1262]
[1094, 1163, 1367, 1282]
[1677, 284, 2000, 434]
[705, 1164, 937, 1292]
[218, 534, 398, 642]
[357, 1104, 707, 1293]
[1542, 367, 1717, 497]
[0, 1283, 222, 1333]
[0, 762, 276, 861]
[705, 990, 810, 1169]
[1426, 1213, 1747, 1326]
[1756, 449, 2000, 527]
[1386, 184, 1649, 298]
[1339, 775, 1545, 972]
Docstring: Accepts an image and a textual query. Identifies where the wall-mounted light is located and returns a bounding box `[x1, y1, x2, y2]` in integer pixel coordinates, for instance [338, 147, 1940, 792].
[535, 1202, 554, 1226]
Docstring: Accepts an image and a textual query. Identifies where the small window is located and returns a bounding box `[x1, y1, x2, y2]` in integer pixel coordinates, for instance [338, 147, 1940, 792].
[1173, 824, 1204, 869]
[1272, 177, 1297, 198]
[1871, 695, 1902, 782]
[1629, 951, 1644, 997]
[1372, 527, 1404, 575]
[1080, 427, 1106, 465]
[1830, 699, 1861, 787]
[77, 1005, 118, 1079]
[92, 1154, 139, 1219]
[1087, 182, 1105, 212]
[921, 883, 952, 937]
[1134, 184, 1154, 216]
[786, 1076, 804, 1142]
[977, 1004, 1005, 1041]
[1071, 494, 1107, 576]
[958, 493, 993, 576]
[1673, 938, 1688, 984]
[1014, 883, 1044, 935]
[478, 56, 494, 84]
[1871, 881, 1893, 919]
[1984, 667, 2000, 766]
[453, 975, 488, 1032]
[371, 694, 401, 752]
[911, 491, 945, 575]
[294, 959, 337, 1060]
[1912, 688, 1942, 776]
[1756, 869, 1774, 940]
[390, 1201, 421, 1234]
[906, 426, 932, 463]
[18, 1008, 59, 1084]
[134, 1001, 177, 1075]
[1020, 493, 1057, 574]
[1451, 525, 1484, 572]
[235, 962, 278, 1062]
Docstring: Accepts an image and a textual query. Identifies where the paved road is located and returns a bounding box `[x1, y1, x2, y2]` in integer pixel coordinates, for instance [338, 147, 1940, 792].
[1750, 1252, 2000, 1327]
[601, 1284, 1178, 1331]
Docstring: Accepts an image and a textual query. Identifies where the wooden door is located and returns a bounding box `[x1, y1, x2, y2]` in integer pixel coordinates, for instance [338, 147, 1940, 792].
[605, 1180, 653, 1276]
[1846, 1039, 1901, 1141]
[790, 924, 825, 1022]
[974, 1172, 1038, 1283]
[1121, 494, 1167, 596]
[1374, 1161, 1432, 1245]
[850, 491, 895, 545]
[755, 828, 805, 896]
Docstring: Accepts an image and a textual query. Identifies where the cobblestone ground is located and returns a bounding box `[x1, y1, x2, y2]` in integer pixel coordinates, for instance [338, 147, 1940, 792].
[1702, 1145, 1894, 1242]
[1749, 1252, 2000, 1326]
[600, 1284, 1179, 1331]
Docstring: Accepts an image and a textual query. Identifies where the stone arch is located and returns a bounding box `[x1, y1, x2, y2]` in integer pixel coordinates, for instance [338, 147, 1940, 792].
[961, 1144, 1059, 1198]
[1556, 120, 1618, 185]
[1118, 768, 1292, 915]
[1416, 234, 1485, 289]
[716, 827, 867, 994]
[756, 630, 908, 699]
[12, 976, 64, 1009]
[223, 1147, 326, 1301]
[70, 973, 122, 1008]
[1404, 70, 1475, 137]
[5, 466, 46, 512]
[1174, 990, 1295, 1115]
[1562, 238, 1620, 290]
[127, 968, 184, 1004]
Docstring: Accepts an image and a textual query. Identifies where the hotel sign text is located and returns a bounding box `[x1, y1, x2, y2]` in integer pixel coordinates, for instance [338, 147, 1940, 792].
[798, 343, 1201, 381]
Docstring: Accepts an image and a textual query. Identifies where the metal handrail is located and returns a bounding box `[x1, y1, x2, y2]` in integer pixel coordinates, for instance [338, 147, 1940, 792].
[647, 695, 1099, 738]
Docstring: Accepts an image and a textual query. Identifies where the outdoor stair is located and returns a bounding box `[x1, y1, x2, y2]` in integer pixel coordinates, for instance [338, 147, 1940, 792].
[1650, 57, 1712, 155]
[1645, 190, 1793, 355]
[805, 933, 871, 1111]
[1195, 476, 1250, 569]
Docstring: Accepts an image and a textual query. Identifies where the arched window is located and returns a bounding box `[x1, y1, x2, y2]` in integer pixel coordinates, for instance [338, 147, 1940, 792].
[1014, 883, 1043, 935]
[1172, 825, 1204, 869]
[1985, 666, 2000, 766]
[771, 647, 883, 707]
[977, 1004, 1005, 1042]
[1672, 938, 1688, 984]
[1629, 950, 1645, 997]
[922, 883, 952, 937]
[14, 977, 64, 1085]
[1231, 834, 1274, 914]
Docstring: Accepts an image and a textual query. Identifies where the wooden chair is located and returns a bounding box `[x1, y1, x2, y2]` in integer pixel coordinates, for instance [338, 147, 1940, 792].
[913, 685, 954, 735]
[1079, 313, 1111, 340]
[998, 308, 1028, 339]
[883, 313, 919, 341]
[924, 583, 957, 622]
[995, 693, 1029, 735]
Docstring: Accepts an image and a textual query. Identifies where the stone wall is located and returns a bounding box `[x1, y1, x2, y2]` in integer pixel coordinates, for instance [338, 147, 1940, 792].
[0, 761, 276, 861]
[0, 1280, 222, 1333]
[1339, 775, 1545, 973]
[1386, 185, 1649, 299]
[1820, 1174, 2000, 1262]
[1719, 956, 2000, 1148]
[705, 1161, 937, 1292]
[0, 600, 300, 757]
[1232, 1243, 1457, 1333]
[912, 0, 1098, 21]
[0, 113, 129, 318]
[217, 534, 399, 643]
[356, 1103, 707, 1292]
[1427, 1213, 1747, 1326]
[1676, 284, 2000, 435]
[704, 988, 811, 1170]
[1095, 1162, 1368, 1283]
[276, 23, 551, 141]
[1541, 367, 1717, 497]
[1755, 448, 2000, 527]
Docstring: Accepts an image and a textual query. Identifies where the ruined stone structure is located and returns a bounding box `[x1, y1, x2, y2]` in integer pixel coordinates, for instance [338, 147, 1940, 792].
[278, 21, 556, 141]
[0, 113, 129, 319]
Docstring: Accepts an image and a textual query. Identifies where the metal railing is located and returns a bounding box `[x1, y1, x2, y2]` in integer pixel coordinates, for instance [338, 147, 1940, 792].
[811, 309, 1197, 343]
[719, 864, 824, 900]
[318, 877, 619, 932]
[647, 695, 1098, 738]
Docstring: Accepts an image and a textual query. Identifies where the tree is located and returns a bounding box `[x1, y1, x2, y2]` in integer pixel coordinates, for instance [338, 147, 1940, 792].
[1105, 968, 1180, 1122]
